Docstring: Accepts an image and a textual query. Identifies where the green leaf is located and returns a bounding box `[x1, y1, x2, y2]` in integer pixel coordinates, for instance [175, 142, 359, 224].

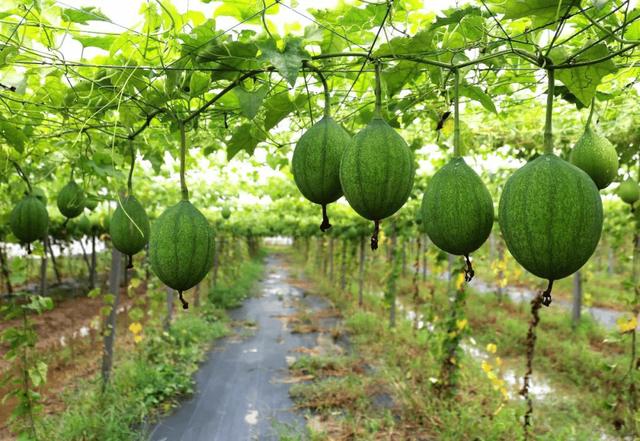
[383, 61, 421, 97]
[0, 122, 27, 153]
[258, 38, 306, 86]
[375, 30, 433, 57]
[73, 35, 116, 50]
[189, 71, 211, 96]
[214, 0, 279, 22]
[431, 6, 482, 29]
[459, 85, 497, 114]
[61, 6, 110, 24]
[227, 123, 266, 159]
[0, 45, 18, 68]
[263, 92, 293, 130]
[234, 85, 269, 119]
[487, 0, 579, 27]
[28, 361, 48, 387]
[551, 43, 617, 107]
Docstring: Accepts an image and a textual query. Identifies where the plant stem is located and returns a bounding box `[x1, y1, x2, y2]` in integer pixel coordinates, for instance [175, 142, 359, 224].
[127, 140, 135, 194]
[586, 97, 596, 127]
[374, 60, 383, 117]
[179, 121, 189, 201]
[12, 161, 32, 193]
[453, 68, 461, 157]
[304, 62, 331, 118]
[544, 68, 555, 154]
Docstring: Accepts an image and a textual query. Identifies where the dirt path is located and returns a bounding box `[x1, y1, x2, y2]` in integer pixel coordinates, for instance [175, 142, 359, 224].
[149, 254, 341, 441]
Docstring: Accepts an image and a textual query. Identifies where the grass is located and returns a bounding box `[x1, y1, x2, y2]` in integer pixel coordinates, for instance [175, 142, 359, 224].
[40, 255, 265, 441]
[282, 243, 637, 441]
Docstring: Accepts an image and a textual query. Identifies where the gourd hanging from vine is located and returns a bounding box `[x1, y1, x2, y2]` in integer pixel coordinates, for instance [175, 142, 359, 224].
[340, 60, 415, 250]
[420, 68, 494, 282]
[149, 120, 215, 309]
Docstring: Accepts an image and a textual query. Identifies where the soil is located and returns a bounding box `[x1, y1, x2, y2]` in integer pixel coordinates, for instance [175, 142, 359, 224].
[0, 281, 143, 440]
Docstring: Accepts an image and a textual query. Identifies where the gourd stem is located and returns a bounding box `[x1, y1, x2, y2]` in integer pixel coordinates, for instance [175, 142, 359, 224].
[453, 68, 461, 158]
[127, 140, 135, 194]
[304, 62, 331, 118]
[586, 97, 596, 128]
[12, 161, 32, 194]
[179, 121, 189, 201]
[544, 68, 555, 154]
[374, 60, 383, 117]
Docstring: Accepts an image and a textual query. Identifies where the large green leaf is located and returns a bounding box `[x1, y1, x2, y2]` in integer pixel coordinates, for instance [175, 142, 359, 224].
[227, 123, 266, 159]
[459, 85, 497, 114]
[61, 6, 110, 24]
[551, 43, 617, 107]
[214, 0, 279, 22]
[487, 0, 579, 27]
[73, 35, 116, 50]
[263, 92, 307, 130]
[0, 122, 27, 153]
[382, 61, 421, 98]
[258, 38, 306, 86]
[189, 71, 211, 97]
[234, 85, 269, 119]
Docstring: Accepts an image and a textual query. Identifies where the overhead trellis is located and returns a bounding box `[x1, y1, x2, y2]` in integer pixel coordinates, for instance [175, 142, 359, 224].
[0, 0, 639, 168]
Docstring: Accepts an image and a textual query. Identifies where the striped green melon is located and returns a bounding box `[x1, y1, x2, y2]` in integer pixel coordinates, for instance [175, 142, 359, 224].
[57, 180, 86, 219]
[149, 200, 214, 308]
[10, 195, 49, 245]
[292, 116, 351, 231]
[421, 158, 493, 256]
[569, 126, 618, 190]
[499, 154, 603, 282]
[110, 195, 150, 260]
[221, 206, 231, 219]
[75, 214, 92, 237]
[340, 117, 415, 227]
[618, 179, 640, 205]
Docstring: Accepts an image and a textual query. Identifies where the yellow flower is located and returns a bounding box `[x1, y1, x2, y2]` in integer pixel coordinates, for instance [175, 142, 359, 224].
[134, 335, 143, 344]
[486, 343, 497, 354]
[616, 315, 637, 334]
[455, 273, 465, 290]
[456, 318, 468, 331]
[481, 360, 492, 373]
[129, 322, 143, 335]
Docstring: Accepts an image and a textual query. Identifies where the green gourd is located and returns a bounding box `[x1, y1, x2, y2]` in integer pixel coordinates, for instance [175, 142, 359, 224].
[149, 200, 214, 308]
[292, 68, 351, 232]
[110, 195, 150, 266]
[618, 179, 640, 205]
[221, 206, 232, 219]
[10, 195, 49, 249]
[339, 63, 414, 249]
[499, 154, 603, 289]
[57, 180, 86, 219]
[569, 126, 618, 190]
[421, 158, 494, 258]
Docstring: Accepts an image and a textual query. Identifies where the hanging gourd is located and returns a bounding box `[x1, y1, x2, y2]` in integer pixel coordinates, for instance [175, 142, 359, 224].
[292, 63, 351, 232]
[499, 69, 603, 306]
[110, 141, 150, 268]
[340, 61, 415, 250]
[421, 69, 494, 281]
[149, 121, 215, 309]
[569, 98, 618, 190]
